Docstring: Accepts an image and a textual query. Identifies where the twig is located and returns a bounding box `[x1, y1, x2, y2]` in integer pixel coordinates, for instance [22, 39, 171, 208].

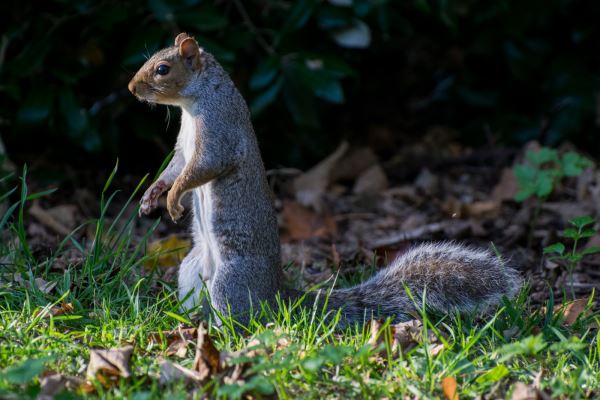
[232, 0, 275, 55]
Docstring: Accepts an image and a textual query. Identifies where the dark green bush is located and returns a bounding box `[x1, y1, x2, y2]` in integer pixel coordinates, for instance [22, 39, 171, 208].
[2, 0, 600, 168]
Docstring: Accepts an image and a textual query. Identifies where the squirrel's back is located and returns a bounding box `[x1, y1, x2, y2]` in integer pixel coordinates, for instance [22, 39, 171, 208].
[320, 242, 522, 324]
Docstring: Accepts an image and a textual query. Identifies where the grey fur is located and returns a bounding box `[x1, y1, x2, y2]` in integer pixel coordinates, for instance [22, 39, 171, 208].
[132, 44, 522, 327]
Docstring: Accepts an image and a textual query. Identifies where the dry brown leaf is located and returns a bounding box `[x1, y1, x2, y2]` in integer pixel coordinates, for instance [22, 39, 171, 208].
[86, 345, 133, 387]
[463, 200, 500, 219]
[159, 359, 202, 385]
[414, 168, 439, 195]
[541, 202, 595, 222]
[193, 322, 222, 381]
[51, 302, 74, 317]
[562, 298, 588, 326]
[12, 275, 56, 294]
[491, 167, 520, 202]
[149, 326, 198, 358]
[441, 376, 459, 400]
[367, 319, 398, 357]
[368, 319, 443, 360]
[35, 277, 57, 294]
[38, 372, 85, 400]
[28, 201, 77, 236]
[331, 146, 378, 182]
[353, 163, 388, 194]
[280, 201, 337, 242]
[394, 320, 423, 352]
[511, 382, 539, 400]
[145, 235, 191, 270]
[430, 343, 445, 357]
[148, 326, 198, 346]
[293, 141, 349, 211]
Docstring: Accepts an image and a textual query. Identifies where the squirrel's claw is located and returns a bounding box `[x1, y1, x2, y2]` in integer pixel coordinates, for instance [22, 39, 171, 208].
[167, 189, 183, 222]
[168, 203, 184, 222]
[139, 180, 167, 217]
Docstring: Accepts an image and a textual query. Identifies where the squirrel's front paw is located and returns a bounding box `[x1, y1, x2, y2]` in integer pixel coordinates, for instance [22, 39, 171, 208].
[166, 190, 184, 222]
[139, 180, 168, 216]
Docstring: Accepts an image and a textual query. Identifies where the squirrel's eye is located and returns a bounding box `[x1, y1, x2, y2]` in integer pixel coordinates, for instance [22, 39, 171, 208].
[156, 64, 170, 76]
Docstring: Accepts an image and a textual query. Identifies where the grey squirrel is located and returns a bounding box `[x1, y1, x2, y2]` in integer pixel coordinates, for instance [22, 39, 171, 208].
[128, 33, 522, 326]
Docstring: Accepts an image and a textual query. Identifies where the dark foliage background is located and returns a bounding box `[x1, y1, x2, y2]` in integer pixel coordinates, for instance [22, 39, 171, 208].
[2, 0, 600, 172]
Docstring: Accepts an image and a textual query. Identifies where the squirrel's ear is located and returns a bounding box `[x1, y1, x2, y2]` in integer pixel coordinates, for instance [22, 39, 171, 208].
[179, 37, 202, 70]
[174, 32, 189, 47]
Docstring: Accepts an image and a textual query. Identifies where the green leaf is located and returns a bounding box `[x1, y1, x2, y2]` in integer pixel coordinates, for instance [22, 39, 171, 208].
[59, 92, 89, 139]
[250, 57, 280, 90]
[561, 152, 592, 177]
[278, 0, 317, 41]
[475, 364, 509, 384]
[563, 228, 579, 239]
[250, 77, 283, 116]
[535, 170, 555, 198]
[514, 187, 534, 202]
[544, 243, 565, 255]
[353, 0, 372, 17]
[580, 229, 596, 238]
[0, 358, 47, 384]
[527, 148, 558, 165]
[16, 91, 54, 125]
[175, 7, 228, 31]
[317, 7, 354, 29]
[330, 19, 371, 49]
[581, 246, 600, 256]
[148, 0, 174, 21]
[569, 215, 595, 229]
[513, 165, 536, 187]
[282, 79, 319, 128]
[294, 62, 345, 103]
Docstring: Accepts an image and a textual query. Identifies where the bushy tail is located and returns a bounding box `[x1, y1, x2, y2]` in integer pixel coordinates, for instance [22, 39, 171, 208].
[318, 242, 522, 324]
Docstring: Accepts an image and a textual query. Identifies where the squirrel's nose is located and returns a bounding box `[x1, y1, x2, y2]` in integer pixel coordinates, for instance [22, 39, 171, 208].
[128, 81, 137, 96]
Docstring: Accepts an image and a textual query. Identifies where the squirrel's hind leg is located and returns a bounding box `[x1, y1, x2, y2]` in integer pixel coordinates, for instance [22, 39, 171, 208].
[209, 256, 281, 327]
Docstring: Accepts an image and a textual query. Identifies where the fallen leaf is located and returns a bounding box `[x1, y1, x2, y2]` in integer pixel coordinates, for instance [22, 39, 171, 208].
[159, 359, 202, 385]
[511, 382, 539, 400]
[145, 235, 191, 269]
[193, 322, 222, 381]
[430, 343, 445, 356]
[38, 373, 85, 400]
[51, 302, 74, 317]
[367, 319, 398, 357]
[331, 146, 378, 182]
[463, 200, 500, 219]
[353, 164, 389, 194]
[86, 346, 133, 387]
[562, 298, 588, 326]
[149, 326, 198, 358]
[293, 141, 349, 211]
[280, 201, 337, 242]
[28, 201, 77, 236]
[541, 202, 594, 222]
[12, 275, 57, 294]
[491, 167, 520, 202]
[35, 277, 57, 294]
[414, 168, 439, 195]
[441, 376, 459, 400]
[394, 319, 422, 352]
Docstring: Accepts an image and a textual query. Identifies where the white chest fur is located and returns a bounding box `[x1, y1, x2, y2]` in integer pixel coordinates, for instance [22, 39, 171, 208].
[180, 109, 196, 163]
[178, 108, 221, 283]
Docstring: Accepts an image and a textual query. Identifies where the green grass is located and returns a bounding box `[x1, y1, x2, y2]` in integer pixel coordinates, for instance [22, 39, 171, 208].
[0, 167, 598, 399]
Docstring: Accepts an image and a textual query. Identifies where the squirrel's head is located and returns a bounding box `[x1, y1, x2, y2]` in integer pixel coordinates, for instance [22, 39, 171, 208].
[128, 33, 204, 105]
